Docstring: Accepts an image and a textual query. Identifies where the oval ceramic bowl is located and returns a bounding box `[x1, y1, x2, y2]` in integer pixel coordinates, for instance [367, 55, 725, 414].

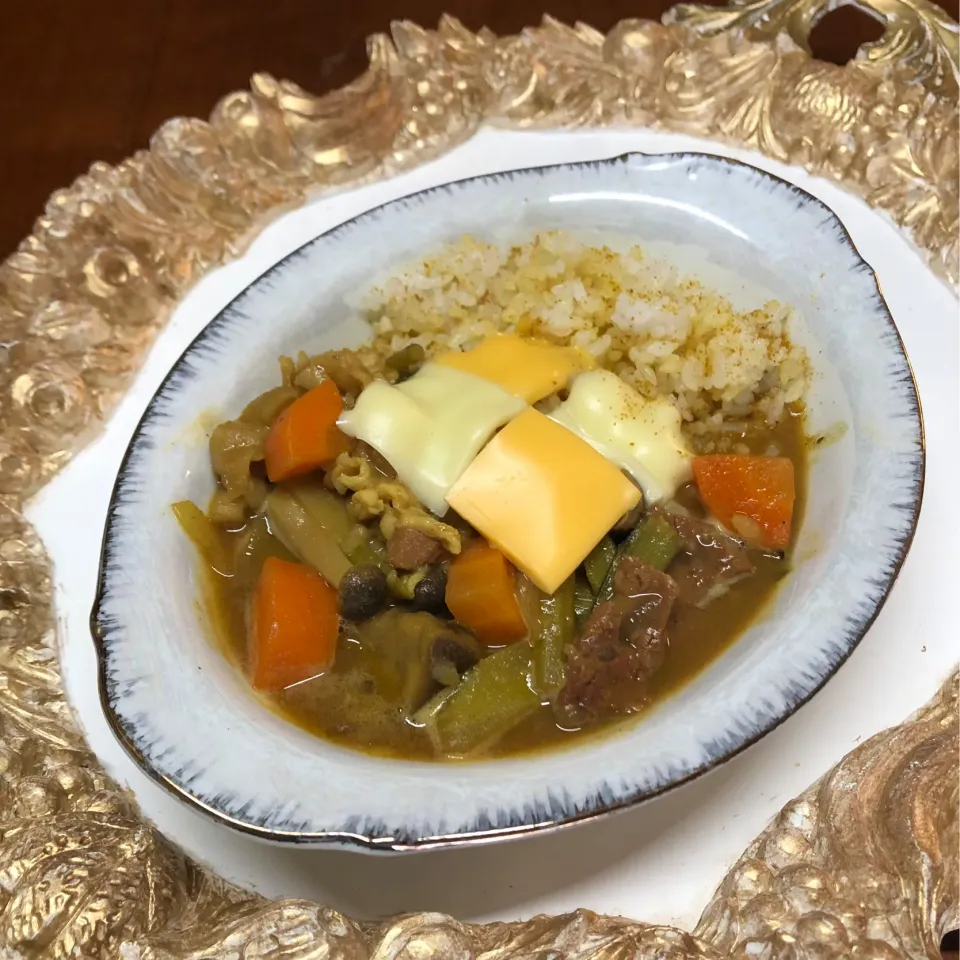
[92, 153, 923, 850]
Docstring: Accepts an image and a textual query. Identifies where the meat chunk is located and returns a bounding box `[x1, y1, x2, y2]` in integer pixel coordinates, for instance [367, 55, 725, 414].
[668, 514, 754, 608]
[281, 349, 374, 402]
[207, 420, 269, 522]
[310, 350, 374, 398]
[388, 527, 444, 571]
[561, 558, 679, 720]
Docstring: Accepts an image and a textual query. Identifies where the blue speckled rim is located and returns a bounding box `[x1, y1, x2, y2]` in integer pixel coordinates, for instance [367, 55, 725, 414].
[91, 151, 924, 851]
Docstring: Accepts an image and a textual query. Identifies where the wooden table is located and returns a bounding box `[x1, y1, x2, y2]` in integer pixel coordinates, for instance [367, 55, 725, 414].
[0, 2, 957, 956]
[1, 0, 957, 260]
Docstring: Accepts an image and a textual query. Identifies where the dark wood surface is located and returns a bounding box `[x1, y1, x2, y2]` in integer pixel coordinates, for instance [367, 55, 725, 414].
[1, 4, 958, 956]
[2, 0, 957, 260]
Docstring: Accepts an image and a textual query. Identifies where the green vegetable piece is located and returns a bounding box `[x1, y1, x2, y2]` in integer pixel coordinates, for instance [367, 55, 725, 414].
[411, 688, 454, 730]
[285, 481, 387, 568]
[596, 514, 683, 603]
[232, 513, 297, 588]
[285, 482, 354, 540]
[530, 577, 574, 699]
[283, 481, 410, 590]
[424, 642, 541, 757]
[343, 527, 387, 568]
[584, 536, 617, 594]
[623, 514, 684, 570]
[573, 575, 594, 627]
[172, 501, 230, 573]
[264, 488, 352, 586]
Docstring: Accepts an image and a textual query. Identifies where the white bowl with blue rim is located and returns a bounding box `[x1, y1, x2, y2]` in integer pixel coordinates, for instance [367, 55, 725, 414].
[91, 152, 923, 850]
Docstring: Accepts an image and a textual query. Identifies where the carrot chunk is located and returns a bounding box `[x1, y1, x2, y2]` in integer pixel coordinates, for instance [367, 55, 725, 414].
[263, 380, 351, 482]
[691, 454, 796, 550]
[445, 544, 528, 645]
[249, 556, 339, 691]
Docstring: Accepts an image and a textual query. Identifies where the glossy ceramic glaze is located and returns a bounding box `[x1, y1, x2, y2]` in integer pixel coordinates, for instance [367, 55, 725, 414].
[90, 152, 923, 849]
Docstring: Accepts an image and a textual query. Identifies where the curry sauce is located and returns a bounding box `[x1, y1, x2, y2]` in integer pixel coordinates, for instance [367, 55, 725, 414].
[191, 407, 807, 761]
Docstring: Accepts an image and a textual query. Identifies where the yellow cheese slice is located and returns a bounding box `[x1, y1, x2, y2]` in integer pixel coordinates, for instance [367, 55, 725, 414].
[549, 370, 692, 503]
[338, 364, 526, 517]
[436, 334, 594, 404]
[446, 408, 641, 594]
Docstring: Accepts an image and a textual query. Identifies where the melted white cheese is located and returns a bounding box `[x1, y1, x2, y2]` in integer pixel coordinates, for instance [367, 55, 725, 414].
[549, 369, 692, 502]
[338, 364, 525, 516]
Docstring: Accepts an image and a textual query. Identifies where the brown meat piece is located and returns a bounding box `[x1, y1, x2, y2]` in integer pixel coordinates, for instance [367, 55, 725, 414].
[668, 514, 754, 608]
[295, 350, 373, 399]
[207, 420, 269, 522]
[561, 558, 679, 720]
[209, 421, 267, 488]
[387, 527, 444, 570]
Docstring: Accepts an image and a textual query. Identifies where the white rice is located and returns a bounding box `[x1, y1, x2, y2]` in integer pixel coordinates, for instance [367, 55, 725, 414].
[357, 231, 809, 432]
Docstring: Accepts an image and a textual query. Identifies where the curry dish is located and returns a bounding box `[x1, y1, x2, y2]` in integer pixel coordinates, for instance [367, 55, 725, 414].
[176, 332, 807, 761]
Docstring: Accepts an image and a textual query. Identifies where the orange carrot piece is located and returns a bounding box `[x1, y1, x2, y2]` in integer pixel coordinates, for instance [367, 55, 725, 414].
[264, 380, 351, 482]
[691, 454, 796, 550]
[249, 556, 339, 691]
[445, 544, 528, 645]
